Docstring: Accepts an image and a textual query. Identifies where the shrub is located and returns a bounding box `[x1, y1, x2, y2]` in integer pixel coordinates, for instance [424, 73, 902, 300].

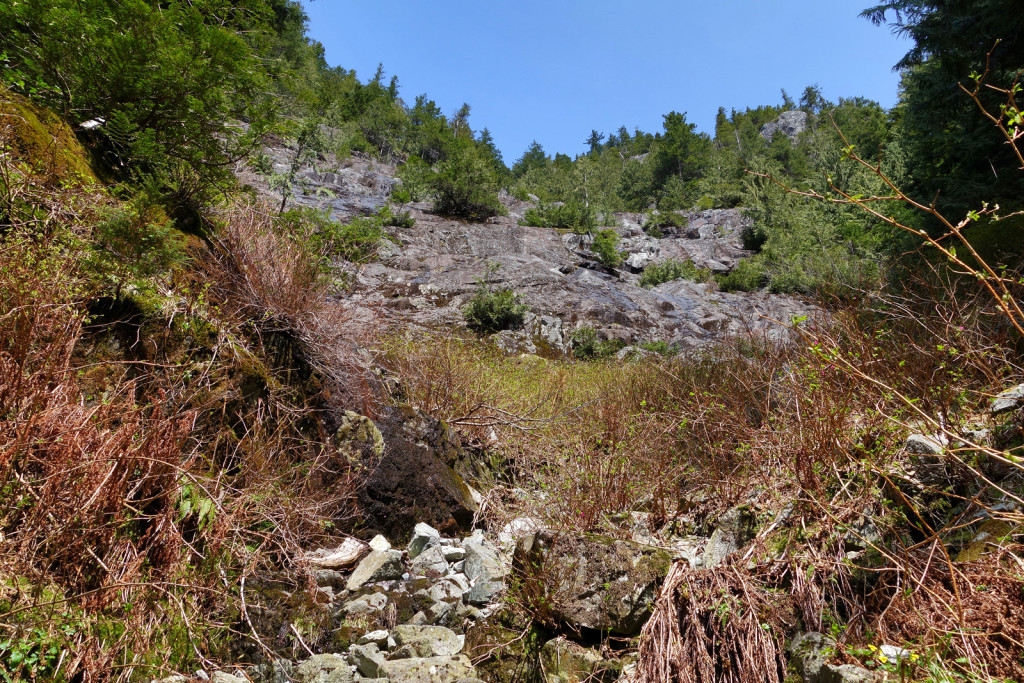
[639, 259, 712, 288]
[462, 263, 528, 334]
[521, 200, 595, 234]
[395, 155, 434, 202]
[715, 257, 769, 292]
[570, 327, 627, 360]
[431, 142, 504, 221]
[591, 228, 625, 268]
[87, 189, 189, 299]
[642, 210, 686, 238]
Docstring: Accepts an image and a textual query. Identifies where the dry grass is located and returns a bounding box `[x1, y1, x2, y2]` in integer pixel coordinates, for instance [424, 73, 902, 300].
[0, 136, 370, 678]
[639, 562, 791, 683]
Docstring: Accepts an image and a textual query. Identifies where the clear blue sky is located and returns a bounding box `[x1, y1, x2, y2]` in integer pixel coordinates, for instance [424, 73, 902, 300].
[302, 0, 910, 163]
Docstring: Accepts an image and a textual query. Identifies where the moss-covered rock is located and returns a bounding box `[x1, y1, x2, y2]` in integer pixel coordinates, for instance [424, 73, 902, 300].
[539, 637, 620, 683]
[358, 404, 480, 542]
[0, 87, 96, 185]
[515, 530, 672, 636]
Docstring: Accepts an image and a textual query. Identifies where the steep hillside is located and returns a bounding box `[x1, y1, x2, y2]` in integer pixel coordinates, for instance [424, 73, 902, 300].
[1, 2, 1023, 682]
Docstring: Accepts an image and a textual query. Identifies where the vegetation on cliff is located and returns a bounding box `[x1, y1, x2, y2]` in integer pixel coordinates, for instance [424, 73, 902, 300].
[0, 0, 1022, 681]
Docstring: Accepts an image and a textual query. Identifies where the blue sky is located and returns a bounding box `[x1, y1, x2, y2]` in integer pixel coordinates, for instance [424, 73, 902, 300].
[302, 1, 911, 163]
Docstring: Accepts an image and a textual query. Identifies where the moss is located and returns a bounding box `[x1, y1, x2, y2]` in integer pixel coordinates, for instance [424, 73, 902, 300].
[955, 519, 1016, 563]
[0, 88, 97, 185]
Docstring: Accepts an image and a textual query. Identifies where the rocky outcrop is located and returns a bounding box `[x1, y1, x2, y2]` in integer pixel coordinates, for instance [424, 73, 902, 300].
[352, 205, 816, 355]
[760, 110, 809, 142]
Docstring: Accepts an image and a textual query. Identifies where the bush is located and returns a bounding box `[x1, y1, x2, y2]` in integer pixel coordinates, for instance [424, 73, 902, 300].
[88, 190, 189, 299]
[591, 228, 625, 268]
[521, 200, 595, 234]
[715, 257, 769, 292]
[570, 327, 626, 360]
[431, 141, 505, 221]
[642, 210, 686, 238]
[639, 259, 712, 288]
[462, 263, 528, 334]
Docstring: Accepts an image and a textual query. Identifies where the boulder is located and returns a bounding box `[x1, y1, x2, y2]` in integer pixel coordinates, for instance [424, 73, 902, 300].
[703, 505, 758, 567]
[380, 655, 476, 682]
[788, 632, 878, 683]
[390, 625, 464, 658]
[346, 550, 404, 591]
[515, 530, 672, 635]
[246, 659, 293, 683]
[294, 654, 355, 683]
[408, 523, 442, 559]
[360, 406, 479, 542]
[334, 411, 385, 462]
[539, 637, 618, 683]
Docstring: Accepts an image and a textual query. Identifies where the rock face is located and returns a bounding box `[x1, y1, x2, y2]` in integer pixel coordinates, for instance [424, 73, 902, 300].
[760, 110, 809, 142]
[516, 529, 672, 635]
[240, 133, 816, 357]
[237, 133, 396, 221]
[351, 205, 816, 355]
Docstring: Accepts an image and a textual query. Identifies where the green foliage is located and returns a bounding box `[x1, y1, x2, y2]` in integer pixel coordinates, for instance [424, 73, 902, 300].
[280, 206, 394, 264]
[639, 259, 713, 288]
[396, 156, 435, 203]
[642, 210, 686, 237]
[462, 263, 528, 335]
[715, 257, 769, 292]
[638, 339, 677, 356]
[590, 229, 625, 268]
[521, 200, 595, 233]
[0, 0, 280, 203]
[570, 327, 627, 360]
[431, 140, 505, 221]
[88, 191, 189, 299]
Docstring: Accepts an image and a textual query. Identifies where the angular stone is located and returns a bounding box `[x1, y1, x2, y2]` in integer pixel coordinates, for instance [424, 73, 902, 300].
[441, 545, 466, 562]
[380, 655, 476, 683]
[294, 653, 355, 683]
[991, 383, 1024, 415]
[410, 544, 449, 577]
[497, 517, 543, 549]
[703, 505, 758, 568]
[408, 523, 442, 559]
[342, 591, 388, 616]
[391, 625, 464, 658]
[314, 569, 346, 588]
[211, 674, 247, 683]
[369, 535, 392, 553]
[349, 644, 386, 678]
[346, 550, 404, 591]
[465, 580, 504, 605]
[462, 532, 509, 583]
[358, 629, 390, 647]
[425, 579, 466, 603]
[904, 433, 945, 455]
